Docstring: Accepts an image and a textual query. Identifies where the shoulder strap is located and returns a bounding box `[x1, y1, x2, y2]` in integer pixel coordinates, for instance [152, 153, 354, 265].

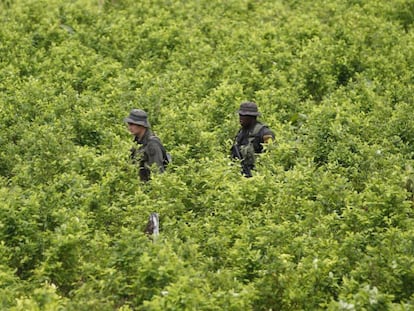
[249, 123, 266, 139]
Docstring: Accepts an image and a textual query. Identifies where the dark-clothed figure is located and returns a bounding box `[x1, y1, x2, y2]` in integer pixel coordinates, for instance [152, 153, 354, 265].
[125, 109, 167, 182]
[231, 102, 275, 177]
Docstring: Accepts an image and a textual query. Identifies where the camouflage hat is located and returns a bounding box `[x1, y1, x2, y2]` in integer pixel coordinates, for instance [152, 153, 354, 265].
[124, 109, 151, 128]
[237, 101, 261, 116]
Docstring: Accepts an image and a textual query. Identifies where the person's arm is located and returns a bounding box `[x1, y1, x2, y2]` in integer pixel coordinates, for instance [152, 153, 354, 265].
[147, 140, 165, 172]
[262, 127, 275, 144]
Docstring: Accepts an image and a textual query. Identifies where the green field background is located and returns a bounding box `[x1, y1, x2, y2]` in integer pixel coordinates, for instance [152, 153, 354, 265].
[1, 0, 414, 310]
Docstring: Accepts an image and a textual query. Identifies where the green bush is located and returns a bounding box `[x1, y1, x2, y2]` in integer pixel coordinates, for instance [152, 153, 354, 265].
[1, 0, 414, 309]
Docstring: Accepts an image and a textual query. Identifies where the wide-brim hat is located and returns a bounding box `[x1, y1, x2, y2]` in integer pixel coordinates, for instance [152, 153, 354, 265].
[237, 101, 261, 116]
[124, 109, 151, 128]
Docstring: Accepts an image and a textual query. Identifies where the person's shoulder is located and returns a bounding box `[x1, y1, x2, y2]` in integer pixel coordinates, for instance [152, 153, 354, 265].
[257, 122, 274, 139]
[147, 136, 161, 146]
[147, 136, 164, 151]
[262, 126, 274, 135]
[255, 122, 271, 132]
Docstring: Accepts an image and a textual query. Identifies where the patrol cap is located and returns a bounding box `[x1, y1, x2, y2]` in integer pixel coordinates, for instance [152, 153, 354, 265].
[238, 101, 261, 116]
[124, 109, 151, 128]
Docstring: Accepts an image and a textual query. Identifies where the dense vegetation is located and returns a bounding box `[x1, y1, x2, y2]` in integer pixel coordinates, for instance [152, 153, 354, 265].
[1, 0, 414, 309]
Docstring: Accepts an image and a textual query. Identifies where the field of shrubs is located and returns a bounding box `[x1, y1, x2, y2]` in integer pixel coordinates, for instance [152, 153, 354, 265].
[1, 0, 414, 309]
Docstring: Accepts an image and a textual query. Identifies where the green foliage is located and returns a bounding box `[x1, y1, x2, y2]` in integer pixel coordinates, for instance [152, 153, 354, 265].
[1, 0, 414, 309]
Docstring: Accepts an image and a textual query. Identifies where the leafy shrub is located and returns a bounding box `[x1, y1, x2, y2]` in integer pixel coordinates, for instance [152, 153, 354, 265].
[1, 0, 414, 309]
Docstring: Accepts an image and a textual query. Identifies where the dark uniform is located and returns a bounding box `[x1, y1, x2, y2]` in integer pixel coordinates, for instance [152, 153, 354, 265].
[131, 129, 165, 182]
[125, 109, 167, 182]
[231, 102, 275, 177]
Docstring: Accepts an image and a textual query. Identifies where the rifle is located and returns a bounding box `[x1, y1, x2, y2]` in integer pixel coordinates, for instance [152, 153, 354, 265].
[231, 143, 242, 160]
[231, 143, 252, 177]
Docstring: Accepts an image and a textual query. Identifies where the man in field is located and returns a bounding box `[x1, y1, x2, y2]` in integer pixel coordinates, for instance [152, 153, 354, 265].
[125, 109, 168, 182]
[231, 101, 274, 177]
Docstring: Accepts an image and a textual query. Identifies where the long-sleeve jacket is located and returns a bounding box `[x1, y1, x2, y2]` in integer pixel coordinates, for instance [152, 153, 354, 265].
[131, 129, 165, 182]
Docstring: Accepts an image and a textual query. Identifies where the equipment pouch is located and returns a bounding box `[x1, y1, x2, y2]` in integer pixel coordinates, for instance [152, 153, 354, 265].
[240, 144, 255, 167]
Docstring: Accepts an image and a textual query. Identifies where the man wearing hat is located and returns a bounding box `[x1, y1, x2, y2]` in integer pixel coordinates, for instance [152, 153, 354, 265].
[231, 101, 274, 177]
[125, 109, 167, 182]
